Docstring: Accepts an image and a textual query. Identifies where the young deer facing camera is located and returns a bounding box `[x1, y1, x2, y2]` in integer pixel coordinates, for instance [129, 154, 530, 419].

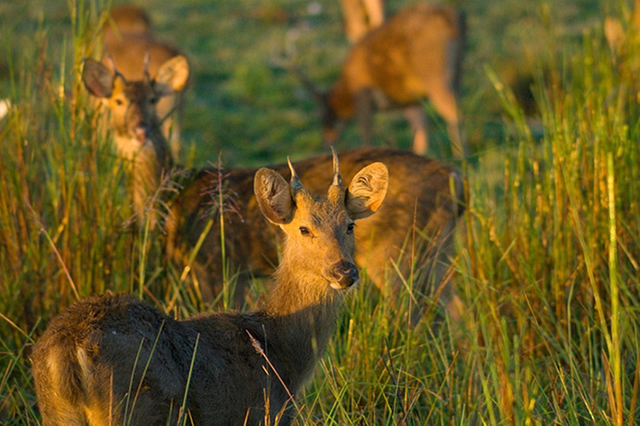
[300, 3, 467, 157]
[31, 151, 389, 425]
[102, 5, 186, 159]
[82, 55, 188, 223]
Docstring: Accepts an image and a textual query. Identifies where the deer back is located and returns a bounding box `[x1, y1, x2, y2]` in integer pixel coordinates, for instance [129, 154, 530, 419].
[103, 5, 152, 47]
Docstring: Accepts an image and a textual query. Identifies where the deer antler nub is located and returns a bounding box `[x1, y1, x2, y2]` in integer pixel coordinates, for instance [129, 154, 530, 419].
[287, 156, 303, 193]
[331, 146, 343, 188]
[143, 52, 151, 81]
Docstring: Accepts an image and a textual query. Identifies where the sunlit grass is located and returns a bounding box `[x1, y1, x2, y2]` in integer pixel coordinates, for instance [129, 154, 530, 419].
[1, 0, 639, 424]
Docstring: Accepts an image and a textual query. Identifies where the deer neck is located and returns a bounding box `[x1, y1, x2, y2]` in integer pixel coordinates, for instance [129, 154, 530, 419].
[258, 257, 344, 387]
[115, 131, 174, 223]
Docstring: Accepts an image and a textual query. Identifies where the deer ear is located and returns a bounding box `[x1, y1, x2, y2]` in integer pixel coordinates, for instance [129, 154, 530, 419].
[254, 168, 295, 225]
[345, 162, 388, 220]
[82, 58, 114, 98]
[154, 55, 189, 97]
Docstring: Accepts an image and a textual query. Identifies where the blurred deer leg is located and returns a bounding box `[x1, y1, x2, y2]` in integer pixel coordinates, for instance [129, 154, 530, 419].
[356, 89, 373, 146]
[362, 0, 385, 29]
[340, 0, 370, 43]
[404, 105, 428, 155]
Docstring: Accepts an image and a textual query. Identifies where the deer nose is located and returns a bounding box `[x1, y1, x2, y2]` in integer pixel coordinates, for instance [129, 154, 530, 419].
[329, 260, 359, 289]
[134, 125, 149, 143]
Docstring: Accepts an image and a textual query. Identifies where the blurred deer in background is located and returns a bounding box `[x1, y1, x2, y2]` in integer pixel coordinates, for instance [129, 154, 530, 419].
[604, 0, 640, 55]
[103, 5, 152, 44]
[298, 3, 467, 158]
[31, 151, 388, 425]
[82, 55, 189, 224]
[102, 5, 187, 160]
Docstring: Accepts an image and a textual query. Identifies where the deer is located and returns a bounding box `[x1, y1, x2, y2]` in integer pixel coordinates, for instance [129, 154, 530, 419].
[82, 55, 188, 224]
[101, 5, 186, 160]
[296, 2, 467, 158]
[31, 150, 389, 425]
[82, 55, 466, 324]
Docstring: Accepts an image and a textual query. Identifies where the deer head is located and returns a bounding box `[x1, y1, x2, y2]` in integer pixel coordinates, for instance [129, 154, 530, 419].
[82, 55, 188, 156]
[255, 149, 388, 297]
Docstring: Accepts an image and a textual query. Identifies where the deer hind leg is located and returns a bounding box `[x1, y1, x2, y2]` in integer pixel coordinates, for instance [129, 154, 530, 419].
[403, 105, 428, 155]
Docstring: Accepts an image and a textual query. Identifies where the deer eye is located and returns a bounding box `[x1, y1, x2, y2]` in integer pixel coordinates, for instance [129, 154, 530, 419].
[299, 226, 310, 236]
[115, 98, 124, 106]
[347, 223, 355, 234]
[149, 97, 158, 105]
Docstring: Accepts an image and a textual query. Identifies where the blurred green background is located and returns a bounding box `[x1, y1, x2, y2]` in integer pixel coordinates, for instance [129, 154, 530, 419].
[0, 0, 602, 167]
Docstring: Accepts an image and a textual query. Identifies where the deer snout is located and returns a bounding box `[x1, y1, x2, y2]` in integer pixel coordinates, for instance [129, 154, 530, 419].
[328, 260, 359, 290]
[133, 124, 150, 143]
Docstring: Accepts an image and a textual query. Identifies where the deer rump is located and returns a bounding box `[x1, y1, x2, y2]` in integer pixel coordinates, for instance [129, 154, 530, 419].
[31, 293, 283, 425]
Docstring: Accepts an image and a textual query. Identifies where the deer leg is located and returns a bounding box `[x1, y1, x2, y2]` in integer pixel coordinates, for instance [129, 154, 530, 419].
[403, 105, 428, 155]
[355, 89, 373, 146]
[428, 87, 467, 159]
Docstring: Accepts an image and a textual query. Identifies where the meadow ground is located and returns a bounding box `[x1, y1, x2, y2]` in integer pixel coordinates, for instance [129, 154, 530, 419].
[1, 0, 639, 424]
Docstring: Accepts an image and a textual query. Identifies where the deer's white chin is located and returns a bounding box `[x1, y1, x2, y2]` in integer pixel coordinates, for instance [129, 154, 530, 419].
[329, 279, 358, 290]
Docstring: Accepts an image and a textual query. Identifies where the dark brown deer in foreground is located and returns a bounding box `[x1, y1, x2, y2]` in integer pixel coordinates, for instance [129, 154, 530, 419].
[31, 151, 388, 425]
[82, 57, 465, 323]
[102, 5, 186, 159]
[300, 2, 467, 157]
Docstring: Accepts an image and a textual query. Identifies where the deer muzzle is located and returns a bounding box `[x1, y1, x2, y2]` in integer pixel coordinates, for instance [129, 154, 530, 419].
[328, 260, 359, 290]
[134, 124, 150, 143]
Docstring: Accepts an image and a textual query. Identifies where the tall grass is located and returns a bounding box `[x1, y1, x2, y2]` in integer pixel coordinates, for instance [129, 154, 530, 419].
[1, 0, 639, 424]
[0, 2, 170, 421]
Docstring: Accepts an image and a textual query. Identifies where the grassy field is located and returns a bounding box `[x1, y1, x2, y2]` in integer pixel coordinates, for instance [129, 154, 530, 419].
[1, 0, 639, 424]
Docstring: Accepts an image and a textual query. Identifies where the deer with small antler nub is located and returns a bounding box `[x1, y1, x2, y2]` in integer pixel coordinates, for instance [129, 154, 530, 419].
[31, 149, 389, 425]
[82, 54, 188, 224]
[101, 5, 186, 160]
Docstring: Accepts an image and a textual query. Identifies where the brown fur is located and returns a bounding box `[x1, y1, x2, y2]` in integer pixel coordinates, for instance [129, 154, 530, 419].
[102, 6, 186, 159]
[318, 3, 467, 157]
[31, 156, 388, 425]
[168, 148, 466, 322]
